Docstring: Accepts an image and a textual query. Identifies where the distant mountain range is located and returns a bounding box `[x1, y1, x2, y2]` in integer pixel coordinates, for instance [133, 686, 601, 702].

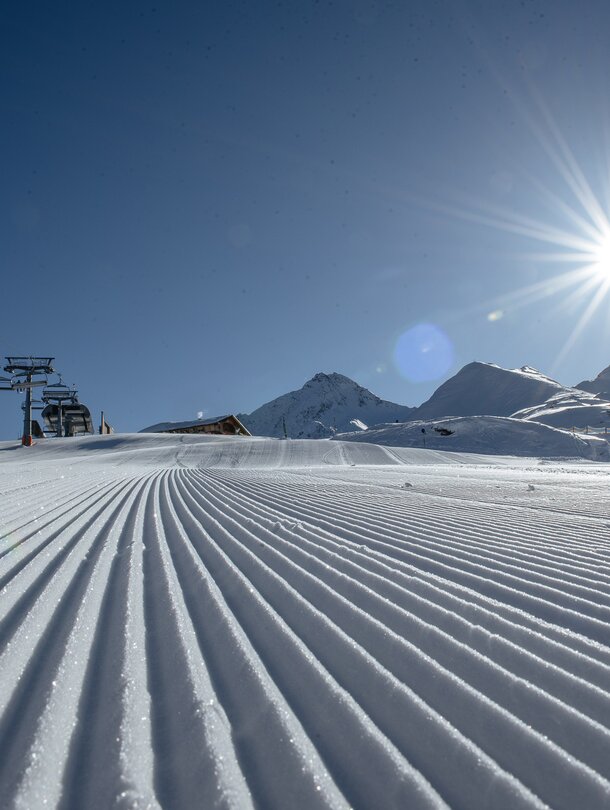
[144, 362, 610, 440]
[238, 372, 414, 439]
[238, 363, 610, 439]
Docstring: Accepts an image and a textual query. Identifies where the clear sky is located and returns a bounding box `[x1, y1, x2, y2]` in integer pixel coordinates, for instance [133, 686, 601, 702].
[3, 0, 610, 438]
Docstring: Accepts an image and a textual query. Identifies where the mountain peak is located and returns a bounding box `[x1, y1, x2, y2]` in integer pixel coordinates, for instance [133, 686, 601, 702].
[411, 361, 569, 420]
[239, 372, 414, 438]
[308, 372, 354, 386]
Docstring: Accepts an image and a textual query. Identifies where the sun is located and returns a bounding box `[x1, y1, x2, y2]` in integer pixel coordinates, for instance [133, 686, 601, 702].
[417, 88, 610, 372]
[592, 233, 610, 279]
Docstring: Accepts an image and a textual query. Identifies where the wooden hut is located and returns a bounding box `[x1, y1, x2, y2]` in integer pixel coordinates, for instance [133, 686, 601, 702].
[140, 415, 251, 436]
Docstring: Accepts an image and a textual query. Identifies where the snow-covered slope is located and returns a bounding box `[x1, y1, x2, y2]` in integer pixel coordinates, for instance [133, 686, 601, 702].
[576, 364, 610, 400]
[513, 392, 610, 432]
[238, 372, 414, 438]
[336, 415, 609, 460]
[411, 362, 574, 420]
[1, 433, 610, 809]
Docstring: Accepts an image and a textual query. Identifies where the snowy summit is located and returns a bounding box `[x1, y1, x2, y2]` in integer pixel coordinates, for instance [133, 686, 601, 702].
[238, 372, 414, 438]
[410, 361, 579, 420]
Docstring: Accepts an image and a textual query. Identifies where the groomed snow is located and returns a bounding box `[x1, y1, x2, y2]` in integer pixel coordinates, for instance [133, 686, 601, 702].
[1, 433, 609, 809]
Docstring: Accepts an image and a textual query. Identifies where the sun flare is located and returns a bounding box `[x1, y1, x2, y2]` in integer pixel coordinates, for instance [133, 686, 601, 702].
[592, 233, 610, 279]
[432, 94, 610, 373]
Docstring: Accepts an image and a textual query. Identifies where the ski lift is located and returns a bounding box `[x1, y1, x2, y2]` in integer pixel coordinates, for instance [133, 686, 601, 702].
[42, 382, 79, 437]
[11, 372, 48, 391]
[42, 395, 93, 436]
[42, 382, 78, 405]
[5, 357, 54, 391]
[2, 357, 55, 446]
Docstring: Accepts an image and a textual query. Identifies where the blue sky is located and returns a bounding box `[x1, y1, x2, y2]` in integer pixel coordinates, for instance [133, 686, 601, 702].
[3, 0, 610, 437]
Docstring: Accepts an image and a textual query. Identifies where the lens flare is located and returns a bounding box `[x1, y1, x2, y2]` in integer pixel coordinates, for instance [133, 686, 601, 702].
[393, 323, 454, 382]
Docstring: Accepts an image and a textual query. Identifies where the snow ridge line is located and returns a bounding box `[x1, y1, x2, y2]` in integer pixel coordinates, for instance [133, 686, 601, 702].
[280, 465, 610, 541]
[0, 476, 112, 545]
[153, 472, 366, 809]
[57, 475, 161, 810]
[202, 468, 610, 586]
[193, 469, 610, 677]
[186, 470, 610, 725]
[141, 472, 254, 810]
[177, 471, 610, 807]
[288, 480, 610, 579]
[197, 469, 610, 655]
[197, 469, 610, 648]
[164, 472, 478, 809]
[0, 475, 150, 808]
[0, 478, 132, 582]
[172, 471, 550, 809]
[1, 453, 609, 809]
[214, 470, 610, 603]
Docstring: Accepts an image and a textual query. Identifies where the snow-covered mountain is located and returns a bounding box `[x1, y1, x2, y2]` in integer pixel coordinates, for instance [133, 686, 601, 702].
[140, 361, 610, 440]
[238, 372, 415, 438]
[576, 364, 610, 400]
[336, 415, 609, 460]
[410, 362, 576, 420]
[512, 390, 610, 431]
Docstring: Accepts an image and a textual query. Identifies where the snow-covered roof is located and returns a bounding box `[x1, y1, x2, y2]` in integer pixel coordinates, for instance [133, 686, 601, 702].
[140, 415, 236, 433]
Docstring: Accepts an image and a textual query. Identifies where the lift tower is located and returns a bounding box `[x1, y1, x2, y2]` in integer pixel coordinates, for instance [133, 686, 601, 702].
[4, 357, 54, 445]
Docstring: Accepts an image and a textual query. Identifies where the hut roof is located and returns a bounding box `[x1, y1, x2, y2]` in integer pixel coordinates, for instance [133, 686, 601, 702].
[140, 415, 250, 434]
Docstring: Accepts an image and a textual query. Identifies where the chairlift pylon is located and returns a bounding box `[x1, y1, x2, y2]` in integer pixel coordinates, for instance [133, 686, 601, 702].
[2, 357, 93, 444]
[2, 357, 55, 445]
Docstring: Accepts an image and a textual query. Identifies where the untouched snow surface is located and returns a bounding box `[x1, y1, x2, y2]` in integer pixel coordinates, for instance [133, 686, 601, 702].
[336, 415, 610, 461]
[1, 433, 610, 809]
[513, 394, 610, 432]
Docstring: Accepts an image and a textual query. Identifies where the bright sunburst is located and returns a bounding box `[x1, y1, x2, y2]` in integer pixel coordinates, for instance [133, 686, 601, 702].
[592, 232, 610, 280]
[427, 93, 610, 371]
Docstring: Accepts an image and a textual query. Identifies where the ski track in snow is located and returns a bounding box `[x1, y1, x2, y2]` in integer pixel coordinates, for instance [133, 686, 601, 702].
[1, 435, 610, 809]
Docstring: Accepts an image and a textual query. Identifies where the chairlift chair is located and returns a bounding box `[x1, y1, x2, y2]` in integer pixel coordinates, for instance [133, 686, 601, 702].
[42, 383, 78, 405]
[10, 373, 49, 391]
[42, 382, 82, 437]
[42, 400, 94, 436]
